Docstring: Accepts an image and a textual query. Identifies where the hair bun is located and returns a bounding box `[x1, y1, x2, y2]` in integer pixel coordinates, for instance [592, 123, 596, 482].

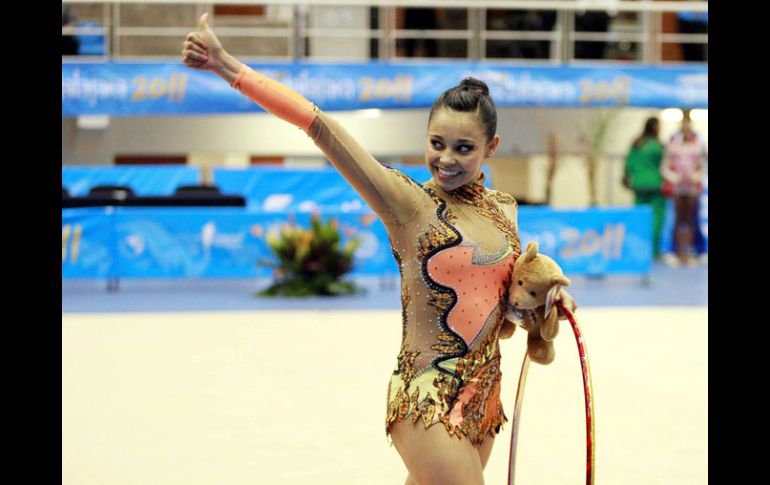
[459, 77, 490, 96]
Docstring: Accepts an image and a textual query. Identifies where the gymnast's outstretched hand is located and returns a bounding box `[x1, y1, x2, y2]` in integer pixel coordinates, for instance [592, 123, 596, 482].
[555, 288, 578, 320]
[182, 13, 243, 84]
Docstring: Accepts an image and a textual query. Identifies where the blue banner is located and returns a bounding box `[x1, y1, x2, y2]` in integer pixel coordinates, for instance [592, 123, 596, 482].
[62, 205, 652, 279]
[62, 62, 707, 116]
[63, 208, 392, 278]
[63, 165, 201, 196]
[518, 206, 652, 275]
[62, 207, 116, 278]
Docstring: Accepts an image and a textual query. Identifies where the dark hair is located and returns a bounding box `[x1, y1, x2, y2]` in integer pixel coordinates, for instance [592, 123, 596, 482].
[428, 77, 497, 142]
[633, 116, 659, 148]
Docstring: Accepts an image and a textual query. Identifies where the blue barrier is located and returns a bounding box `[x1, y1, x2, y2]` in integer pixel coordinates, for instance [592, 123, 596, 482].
[212, 165, 491, 210]
[62, 207, 391, 278]
[61, 207, 117, 278]
[62, 62, 707, 116]
[519, 206, 652, 275]
[62, 205, 653, 279]
[63, 165, 201, 196]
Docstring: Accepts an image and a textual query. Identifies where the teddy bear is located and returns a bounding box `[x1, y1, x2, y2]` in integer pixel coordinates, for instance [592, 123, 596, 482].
[498, 241, 571, 365]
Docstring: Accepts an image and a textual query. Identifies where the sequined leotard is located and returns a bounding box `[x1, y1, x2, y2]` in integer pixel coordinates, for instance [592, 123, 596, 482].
[231, 72, 521, 447]
[383, 178, 520, 446]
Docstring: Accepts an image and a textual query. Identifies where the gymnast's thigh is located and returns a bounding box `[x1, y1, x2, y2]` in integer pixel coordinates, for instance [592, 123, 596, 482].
[476, 433, 496, 471]
[389, 418, 485, 485]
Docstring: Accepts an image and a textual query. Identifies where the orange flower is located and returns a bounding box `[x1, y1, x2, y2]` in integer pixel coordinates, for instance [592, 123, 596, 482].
[360, 214, 376, 227]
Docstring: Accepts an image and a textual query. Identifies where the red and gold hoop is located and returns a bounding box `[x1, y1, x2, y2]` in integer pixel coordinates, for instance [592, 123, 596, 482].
[507, 303, 596, 485]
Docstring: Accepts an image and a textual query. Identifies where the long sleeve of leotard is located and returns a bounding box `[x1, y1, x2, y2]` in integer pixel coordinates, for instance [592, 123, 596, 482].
[231, 66, 426, 227]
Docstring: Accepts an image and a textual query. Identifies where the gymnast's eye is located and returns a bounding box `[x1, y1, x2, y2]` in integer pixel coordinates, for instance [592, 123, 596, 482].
[518, 280, 523, 286]
[529, 291, 536, 297]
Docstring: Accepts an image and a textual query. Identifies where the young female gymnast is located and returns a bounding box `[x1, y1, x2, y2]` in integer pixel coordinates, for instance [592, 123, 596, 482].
[182, 14, 577, 485]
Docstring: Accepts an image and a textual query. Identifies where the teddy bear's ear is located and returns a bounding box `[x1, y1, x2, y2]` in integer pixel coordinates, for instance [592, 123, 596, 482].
[551, 275, 571, 288]
[524, 241, 539, 262]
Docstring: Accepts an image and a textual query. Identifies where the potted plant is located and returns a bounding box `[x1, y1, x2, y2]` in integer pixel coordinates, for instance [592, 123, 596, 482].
[258, 214, 362, 297]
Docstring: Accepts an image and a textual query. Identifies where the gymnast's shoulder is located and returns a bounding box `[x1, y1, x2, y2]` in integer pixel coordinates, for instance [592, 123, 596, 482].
[486, 188, 519, 208]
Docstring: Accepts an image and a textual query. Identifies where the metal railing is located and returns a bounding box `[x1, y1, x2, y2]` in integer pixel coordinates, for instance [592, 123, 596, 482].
[62, 1, 707, 63]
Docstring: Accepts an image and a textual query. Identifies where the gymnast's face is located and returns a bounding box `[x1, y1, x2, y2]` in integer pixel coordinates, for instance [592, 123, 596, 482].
[425, 107, 500, 192]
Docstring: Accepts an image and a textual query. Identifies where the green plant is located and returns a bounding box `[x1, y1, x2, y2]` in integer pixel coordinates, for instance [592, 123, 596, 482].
[579, 107, 622, 206]
[258, 214, 363, 297]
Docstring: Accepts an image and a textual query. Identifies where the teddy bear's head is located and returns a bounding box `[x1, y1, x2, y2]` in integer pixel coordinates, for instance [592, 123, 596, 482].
[508, 241, 571, 311]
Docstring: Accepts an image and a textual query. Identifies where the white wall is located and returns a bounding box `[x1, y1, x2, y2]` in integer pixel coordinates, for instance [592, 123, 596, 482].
[62, 108, 707, 206]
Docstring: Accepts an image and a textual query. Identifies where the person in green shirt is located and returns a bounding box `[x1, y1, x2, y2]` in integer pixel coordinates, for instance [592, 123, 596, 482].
[624, 117, 665, 259]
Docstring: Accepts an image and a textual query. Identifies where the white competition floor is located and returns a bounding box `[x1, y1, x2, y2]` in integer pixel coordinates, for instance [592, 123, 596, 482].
[62, 306, 707, 485]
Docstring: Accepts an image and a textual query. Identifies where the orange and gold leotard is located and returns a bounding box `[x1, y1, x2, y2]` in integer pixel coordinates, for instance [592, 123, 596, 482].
[381, 174, 520, 446]
[232, 67, 521, 446]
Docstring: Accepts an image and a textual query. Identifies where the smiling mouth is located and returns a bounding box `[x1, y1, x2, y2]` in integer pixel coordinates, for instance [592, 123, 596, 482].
[435, 166, 462, 179]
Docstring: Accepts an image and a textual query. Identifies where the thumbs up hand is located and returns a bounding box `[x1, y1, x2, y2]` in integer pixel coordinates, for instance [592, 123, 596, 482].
[182, 13, 226, 71]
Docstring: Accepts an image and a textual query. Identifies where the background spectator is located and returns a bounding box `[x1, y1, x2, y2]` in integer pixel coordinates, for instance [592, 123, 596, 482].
[660, 111, 707, 267]
[623, 117, 665, 260]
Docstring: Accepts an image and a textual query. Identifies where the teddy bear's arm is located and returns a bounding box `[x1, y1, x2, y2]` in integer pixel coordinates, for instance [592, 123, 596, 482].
[498, 319, 516, 339]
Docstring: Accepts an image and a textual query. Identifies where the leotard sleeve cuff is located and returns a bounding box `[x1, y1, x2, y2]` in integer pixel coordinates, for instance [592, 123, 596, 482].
[231, 66, 318, 132]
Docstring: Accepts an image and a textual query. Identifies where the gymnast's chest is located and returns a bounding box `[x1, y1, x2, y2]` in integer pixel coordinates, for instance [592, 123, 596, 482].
[425, 202, 517, 290]
[443, 201, 516, 254]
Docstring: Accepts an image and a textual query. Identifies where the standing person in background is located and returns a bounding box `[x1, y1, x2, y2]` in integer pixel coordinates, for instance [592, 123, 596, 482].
[182, 13, 576, 485]
[683, 110, 708, 266]
[623, 117, 665, 260]
[660, 113, 707, 267]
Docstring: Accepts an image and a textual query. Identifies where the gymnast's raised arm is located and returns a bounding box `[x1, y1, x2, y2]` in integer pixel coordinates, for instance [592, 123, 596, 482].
[182, 14, 425, 227]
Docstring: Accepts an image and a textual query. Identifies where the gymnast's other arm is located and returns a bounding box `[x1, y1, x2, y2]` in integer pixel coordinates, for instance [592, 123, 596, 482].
[182, 14, 425, 227]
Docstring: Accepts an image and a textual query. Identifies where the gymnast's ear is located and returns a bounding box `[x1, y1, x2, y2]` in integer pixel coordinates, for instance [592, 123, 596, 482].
[486, 135, 501, 158]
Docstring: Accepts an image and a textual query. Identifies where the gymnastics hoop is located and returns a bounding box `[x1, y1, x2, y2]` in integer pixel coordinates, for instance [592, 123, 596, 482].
[506, 303, 596, 485]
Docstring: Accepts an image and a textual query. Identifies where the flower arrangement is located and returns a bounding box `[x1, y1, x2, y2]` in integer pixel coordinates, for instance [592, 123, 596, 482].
[258, 214, 362, 297]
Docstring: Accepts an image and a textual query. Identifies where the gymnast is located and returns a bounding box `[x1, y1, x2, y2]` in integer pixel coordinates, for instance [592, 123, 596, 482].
[182, 14, 577, 485]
